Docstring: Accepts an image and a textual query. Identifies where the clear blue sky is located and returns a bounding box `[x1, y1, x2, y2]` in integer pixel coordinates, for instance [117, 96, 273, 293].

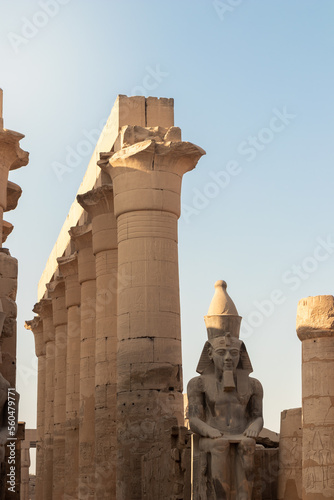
[1, 0, 334, 445]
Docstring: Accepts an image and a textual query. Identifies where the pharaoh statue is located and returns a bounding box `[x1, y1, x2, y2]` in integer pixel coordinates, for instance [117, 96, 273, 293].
[187, 280, 263, 500]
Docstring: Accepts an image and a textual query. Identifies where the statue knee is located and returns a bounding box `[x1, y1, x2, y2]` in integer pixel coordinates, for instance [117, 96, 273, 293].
[238, 437, 255, 456]
[211, 438, 230, 454]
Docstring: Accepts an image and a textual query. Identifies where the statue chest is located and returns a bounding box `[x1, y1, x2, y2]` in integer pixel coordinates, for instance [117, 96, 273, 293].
[203, 380, 251, 428]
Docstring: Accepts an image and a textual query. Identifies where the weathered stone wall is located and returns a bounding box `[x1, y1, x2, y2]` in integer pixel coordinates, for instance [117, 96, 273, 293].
[278, 408, 302, 500]
[142, 422, 191, 500]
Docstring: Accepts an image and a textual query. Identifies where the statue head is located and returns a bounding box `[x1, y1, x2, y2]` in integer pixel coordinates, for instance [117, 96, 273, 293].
[196, 333, 252, 375]
[207, 334, 241, 373]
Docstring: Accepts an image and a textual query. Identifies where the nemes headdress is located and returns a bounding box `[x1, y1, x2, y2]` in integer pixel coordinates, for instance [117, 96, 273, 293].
[196, 280, 252, 375]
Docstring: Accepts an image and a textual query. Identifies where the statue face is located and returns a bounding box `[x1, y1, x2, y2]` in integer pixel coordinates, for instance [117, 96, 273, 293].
[209, 345, 240, 372]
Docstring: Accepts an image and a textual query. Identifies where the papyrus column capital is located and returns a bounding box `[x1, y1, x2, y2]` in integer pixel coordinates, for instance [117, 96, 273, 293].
[25, 316, 45, 357]
[33, 298, 54, 344]
[57, 252, 78, 278]
[6, 181, 22, 212]
[98, 127, 205, 219]
[69, 223, 92, 251]
[296, 294, 334, 341]
[69, 224, 95, 284]
[47, 279, 67, 328]
[57, 254, 80, 309]
[0, 89, 29, 224]
[77, 184, 114, 218]
[77, 186, 117, 255]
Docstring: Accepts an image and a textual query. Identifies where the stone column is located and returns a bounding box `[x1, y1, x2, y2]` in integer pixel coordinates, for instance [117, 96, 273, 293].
[99, 126, 205, 498]
[24, 317, 46, 500]
[296, 295, 334, 500]
[69, 224, 96, 499]
[278, 408, 302, 500]
[33, 299, 54, 500]
[20, 442, 30, 500]
[57, 253, 81, 499]
[77, 185, 118, 499]
[47, 279, 67, 500]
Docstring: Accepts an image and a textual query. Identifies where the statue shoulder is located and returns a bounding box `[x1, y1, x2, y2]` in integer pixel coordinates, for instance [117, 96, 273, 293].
[249, 377, 263, 397]
[187, 375, 205, 396]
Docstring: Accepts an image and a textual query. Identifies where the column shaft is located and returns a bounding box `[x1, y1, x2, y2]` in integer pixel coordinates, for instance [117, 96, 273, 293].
[70, 225, 96, 499]
[24, 317, 45, 500]
[58, 254, 81, 499]
[49, 280, 67, 500]
[77, 185, 118, 499]
[36, 301, 55, 500]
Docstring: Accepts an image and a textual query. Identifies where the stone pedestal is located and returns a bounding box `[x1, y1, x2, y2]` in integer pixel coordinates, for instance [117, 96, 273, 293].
[24, 319, 45, 500]
[297, 295, 334, 500]
[70, 224, 96, 499]
[277, 408, 302, 500]
[77, 185, 117, 499]
[99, 126, 205, 498]
[33, 299, 54, 500]
[47, 280, 67, 500]
[57, 253, 81, 499]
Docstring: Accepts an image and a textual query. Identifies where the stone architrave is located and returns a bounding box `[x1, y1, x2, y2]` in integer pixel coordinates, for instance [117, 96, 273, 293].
[24, 317, 46, 500]
[33, 298, 54, 500]
[57, 253, 81, 499]
[77, 184, 118, 499]
[69, 224, 96, 499]
[278, 408, 302, 500]
[296, 295, 334, 500]
[187, 281, 264, 500]
[47, 279, 67, 500]
[99, 126, 205, 498]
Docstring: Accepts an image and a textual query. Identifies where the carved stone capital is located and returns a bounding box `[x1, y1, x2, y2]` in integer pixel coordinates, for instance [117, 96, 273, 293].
[25, 316, 45, 357]
[6, 181, 22, 212]
[33, 298, 54, 343]
[100, 134, 205, 179]
[47, 279, 67, 328]
[98, 128, 205, 219]
[297, 295, 334, 341]
[57, 252, 78, 278]
[46, 277, 65, 298]
[57, 253, 80, 308]
[2, 220, 13, 244]
[0, 129, 28, 214]
[77, 185, 114, 219]
[33, 298, 52, 320]
[69, 223, 92, 251]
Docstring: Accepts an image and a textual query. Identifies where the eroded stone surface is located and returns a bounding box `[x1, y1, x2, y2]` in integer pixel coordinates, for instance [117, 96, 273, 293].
[278, 408, 302, 500]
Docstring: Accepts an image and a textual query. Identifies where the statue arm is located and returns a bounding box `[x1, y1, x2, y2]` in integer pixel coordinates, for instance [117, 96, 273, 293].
[187, 377, 222, 439]
[244, 378, 264, 438]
